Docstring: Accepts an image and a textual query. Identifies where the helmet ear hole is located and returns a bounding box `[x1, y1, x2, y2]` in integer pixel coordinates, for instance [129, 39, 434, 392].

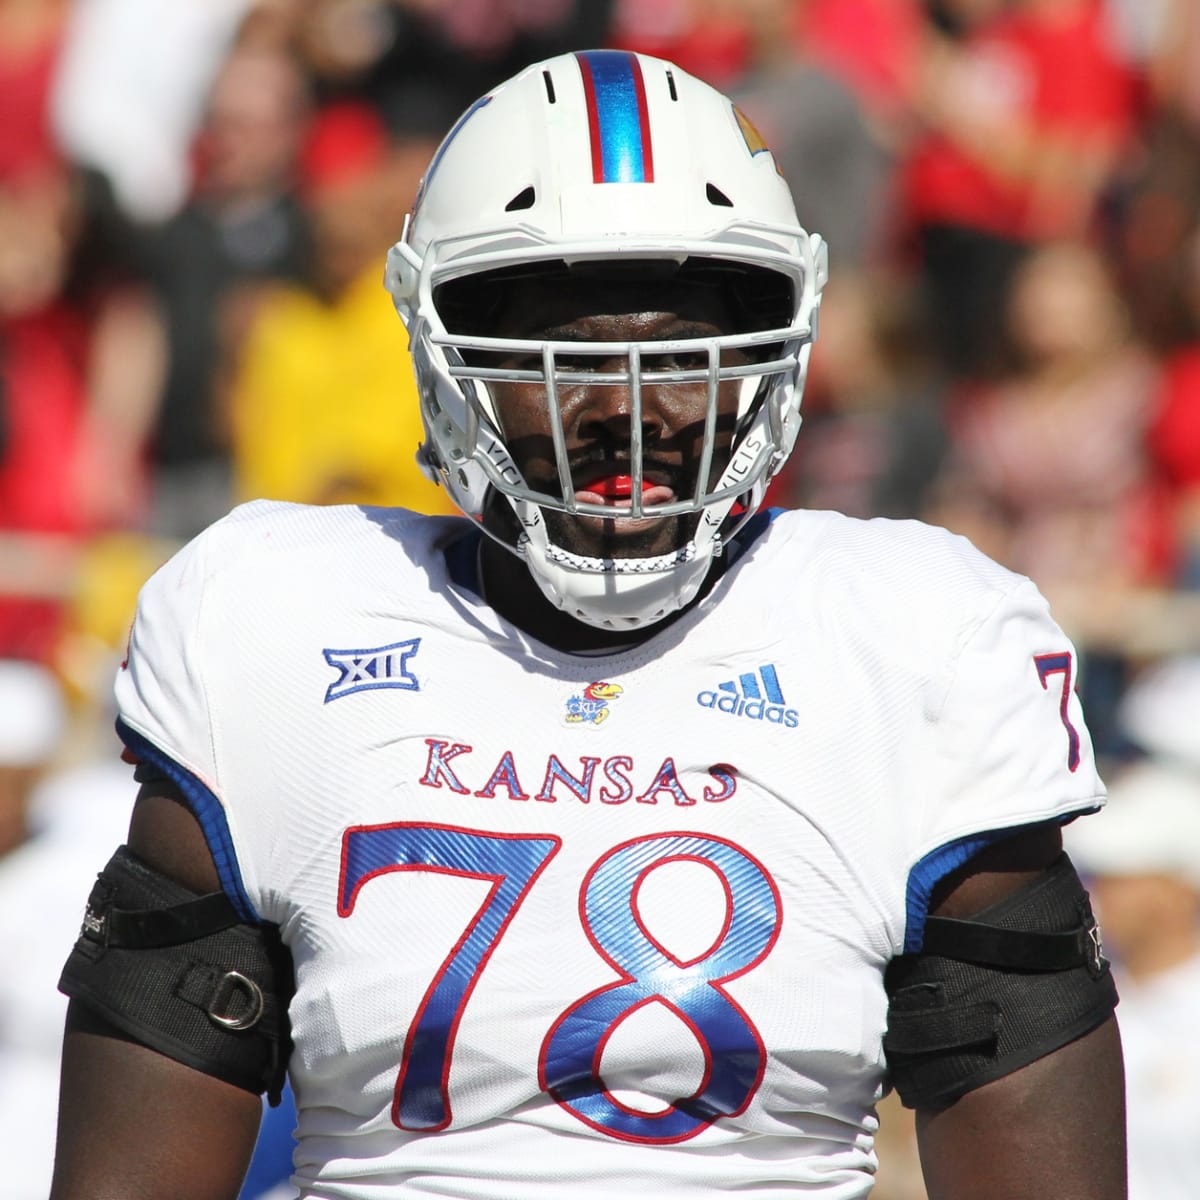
[505, 186, 536, 212]
[706, 183, 733, 208]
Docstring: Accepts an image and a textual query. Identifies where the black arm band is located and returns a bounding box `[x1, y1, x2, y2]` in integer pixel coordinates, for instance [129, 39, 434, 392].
[59, 845, 294, 1105]
[883, 852, 1117, 1110]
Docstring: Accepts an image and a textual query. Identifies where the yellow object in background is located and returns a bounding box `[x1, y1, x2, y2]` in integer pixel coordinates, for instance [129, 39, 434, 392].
[230, 261, 454, 515]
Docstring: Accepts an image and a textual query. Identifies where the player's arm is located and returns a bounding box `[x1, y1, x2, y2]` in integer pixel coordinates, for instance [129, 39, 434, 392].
[890, 823, 1125, 1200]
[51, 785, 281, 1200]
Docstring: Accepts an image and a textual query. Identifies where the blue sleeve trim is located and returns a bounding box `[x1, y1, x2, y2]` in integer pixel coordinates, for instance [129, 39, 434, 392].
[902, 815, 1095, 953]
[904, 832, 1003, 953]
[115, 719, 259, 923]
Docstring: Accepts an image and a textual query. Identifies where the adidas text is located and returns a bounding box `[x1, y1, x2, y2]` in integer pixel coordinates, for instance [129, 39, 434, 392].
[696, 691, 799, 726]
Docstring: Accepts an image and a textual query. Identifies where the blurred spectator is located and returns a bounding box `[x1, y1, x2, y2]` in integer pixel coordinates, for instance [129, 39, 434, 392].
[0, 1, 74, 659]
[139, 42, 313, 542]
[1118, 654, 1200, 773]
[1105, 0, 1173, 85]
[51, 0, 255, 222]
[772, 272, 948, 519]
[1113, 112, 1200, 356]
[928, 240, 1166, 605]
[1146, 227, 1200, 588]
[228, 102, 453, 513]
[289, 0, 616, 136]
[0, 166, 91, 660]
[49, 532, 175, 715]
[901, 0, 1138, 379]
[0, 0, 167, 670]
[0, 159, 161, 661]
[609, 0, 751, 89]
[1065, 757, 1200, 1200]
[1144, 0, 1200, 133]
[0, 659, 66, 856]
[0, 658, 132, 1199]
[799, 0, 924, 134]
[731, 0, 892, 269]
[0, 0, 68, 183]
[400, 0, 615, 79]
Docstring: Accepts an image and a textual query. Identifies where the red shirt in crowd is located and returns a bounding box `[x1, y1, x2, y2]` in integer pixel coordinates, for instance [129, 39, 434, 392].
[903, 0, 1136, 241]
[1151, 346, 1200, 491]
[0, 306, 90, 660]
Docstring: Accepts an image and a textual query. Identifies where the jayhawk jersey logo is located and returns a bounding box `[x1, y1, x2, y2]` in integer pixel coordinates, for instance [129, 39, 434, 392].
[566, 681, 623, 726]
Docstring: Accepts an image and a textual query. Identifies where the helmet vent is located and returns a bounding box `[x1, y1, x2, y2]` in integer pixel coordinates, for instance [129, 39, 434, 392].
[505, 186, 536, 212]
[706, 183, 734, 207]
[542, 70, 556, 103]
[666, 69, 678, 101]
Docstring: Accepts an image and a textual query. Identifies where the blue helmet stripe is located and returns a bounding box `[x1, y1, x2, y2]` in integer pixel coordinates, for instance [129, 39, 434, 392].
[577, 50, 653, 183]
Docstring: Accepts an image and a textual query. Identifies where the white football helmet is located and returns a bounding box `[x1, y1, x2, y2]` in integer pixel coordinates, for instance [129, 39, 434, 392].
[385, 49, 827, 630]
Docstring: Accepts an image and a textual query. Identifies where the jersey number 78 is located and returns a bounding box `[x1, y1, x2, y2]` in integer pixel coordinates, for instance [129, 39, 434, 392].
[338, 822, 782, 1144]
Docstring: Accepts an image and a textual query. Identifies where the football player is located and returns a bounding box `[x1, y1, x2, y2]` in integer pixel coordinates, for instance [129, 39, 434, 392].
[51, 50, 1124, 1199]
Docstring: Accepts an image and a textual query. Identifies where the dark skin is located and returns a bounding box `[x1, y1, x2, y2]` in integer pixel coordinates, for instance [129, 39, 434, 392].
[478, 275, 746, 652]
[51, 279, 1126, 1198]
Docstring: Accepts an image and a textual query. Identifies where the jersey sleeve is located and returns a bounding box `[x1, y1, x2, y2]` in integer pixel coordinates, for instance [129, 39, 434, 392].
[903, 574, 1106, 951]
[113, 526, 260, 922]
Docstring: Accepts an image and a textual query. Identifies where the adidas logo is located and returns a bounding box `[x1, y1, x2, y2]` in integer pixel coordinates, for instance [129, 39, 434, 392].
[697, 664, 799, 727]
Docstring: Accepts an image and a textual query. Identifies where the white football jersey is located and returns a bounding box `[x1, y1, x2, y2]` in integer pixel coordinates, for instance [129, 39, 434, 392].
[115, 502, 1105, 1198]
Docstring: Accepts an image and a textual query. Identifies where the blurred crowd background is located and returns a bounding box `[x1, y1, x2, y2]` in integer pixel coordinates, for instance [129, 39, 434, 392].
[2, 0, 1200, 1197]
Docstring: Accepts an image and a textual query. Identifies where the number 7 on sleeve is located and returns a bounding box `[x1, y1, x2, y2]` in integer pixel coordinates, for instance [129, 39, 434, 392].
[1033, 652, 1081, 772]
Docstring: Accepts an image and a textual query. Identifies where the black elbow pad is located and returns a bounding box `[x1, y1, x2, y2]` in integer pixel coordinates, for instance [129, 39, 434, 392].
[883, 853, 1117, 1110]
[59, 845, 294, 1105]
